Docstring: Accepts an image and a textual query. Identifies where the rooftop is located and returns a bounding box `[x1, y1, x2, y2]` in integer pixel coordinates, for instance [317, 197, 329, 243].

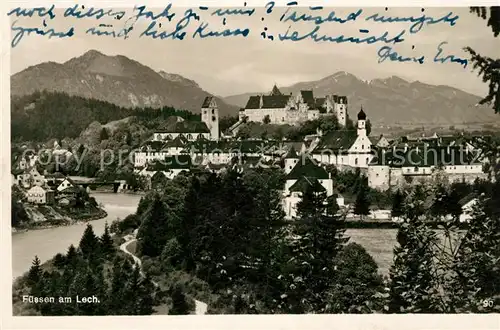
[287, 157, 330, 180]
[289, 176, 326, 193]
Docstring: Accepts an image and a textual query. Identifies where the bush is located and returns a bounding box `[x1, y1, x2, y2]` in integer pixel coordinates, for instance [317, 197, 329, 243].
[160, 238, 182, 269]
[142, 256, 162, 277]
[110, 214, 141, 234]
[327, 243, 385, 313]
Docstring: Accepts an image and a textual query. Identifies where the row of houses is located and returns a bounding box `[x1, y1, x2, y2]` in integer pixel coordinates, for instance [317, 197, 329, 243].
[367, 134, 487, 190]
[134, 107, 488, 195]
[12, 167, 83, 205]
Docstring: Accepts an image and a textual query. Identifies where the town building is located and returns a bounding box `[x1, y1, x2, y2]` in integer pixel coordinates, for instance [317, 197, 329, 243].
[44, 172, 66, 188]
[57, 178, 77, 192]
[151, 120, 212, 142]
[201, 96, 220, 141]
[282, 156, 336, 219]
[368, 146, 486, 190]
[26, 186, 55, 205]
[311, 108, 373, 169]
[370, 134, 390, 148]
[240, 85, 347, 126]
[135, 98, 221, 168]
[15, 167, 45, 188]
[136, 155, 193, 184]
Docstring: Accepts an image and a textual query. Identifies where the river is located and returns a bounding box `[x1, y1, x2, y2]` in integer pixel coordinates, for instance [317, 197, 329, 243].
[12, 193, 142, 280]
[12, 193, 398, 280]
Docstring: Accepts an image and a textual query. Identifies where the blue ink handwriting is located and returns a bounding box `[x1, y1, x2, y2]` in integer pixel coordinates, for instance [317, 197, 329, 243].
[265, 1, 275, 14]
[86, 24, 134, 39]
[134, 5, 175, 21]
[377, 46, 425, 64]
[8, 6, 56, 20]
[434, 41, 468, 68]
[139, 8, 199, 41]
[261, 27, 274, 40]
[140, 20, 187, 40]
[11, 19, 74, 48]
[211, 7, 255, 16]
[64, 5, 126, 20]
[279, 26, 406, 45]
[193, 22, 250, 38]
[365, 11, 459, 34]
[280, 8, 362, 24]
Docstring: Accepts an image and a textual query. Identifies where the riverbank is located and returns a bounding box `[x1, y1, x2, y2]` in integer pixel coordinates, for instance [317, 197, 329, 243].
[12, 207, 108, 233]
[12, 193, 142, 280]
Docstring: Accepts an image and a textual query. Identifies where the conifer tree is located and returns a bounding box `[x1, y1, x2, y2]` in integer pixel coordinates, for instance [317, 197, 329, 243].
[354, 183, 370, 220]
[169, 285, 191, 315]
[467, 7, 500, 113]
[137, 273, 156, 315]
[99, 128, 109, 141]
[431, 184, 449, 218]
[123, 266, 142, 314]
[287, 184, 347, 312]
[328, 243, 384, 313]
[446, 185, 500, 312]
[100, 222, 114, 255]
[391, 189, 405, 218]
[79, 224, 100, 258]
[125, 131, 133, 146]
[27, 255, 42, 286]
[108, 258, 129, 314]
[389, 186, 442, 313]
[446, 188, 463, 221]
[53, 253, 66, 269]
[66, 244, 78, 267]
[137, 196, 170, 257]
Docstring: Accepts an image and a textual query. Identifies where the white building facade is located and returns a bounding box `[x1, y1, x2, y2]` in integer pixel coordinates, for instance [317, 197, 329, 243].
[311, 108, 373, 169]
[242, 86, 347, 126]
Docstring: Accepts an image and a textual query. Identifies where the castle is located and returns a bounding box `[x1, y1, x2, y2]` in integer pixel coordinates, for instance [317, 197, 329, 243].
[240, 85, 348, 126]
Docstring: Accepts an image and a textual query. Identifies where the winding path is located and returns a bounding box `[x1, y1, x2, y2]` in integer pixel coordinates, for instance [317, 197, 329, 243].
[119, 238, 208, 315]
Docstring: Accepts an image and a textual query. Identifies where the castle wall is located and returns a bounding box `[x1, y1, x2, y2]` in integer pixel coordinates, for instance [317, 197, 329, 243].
[368, 165, 390, 190]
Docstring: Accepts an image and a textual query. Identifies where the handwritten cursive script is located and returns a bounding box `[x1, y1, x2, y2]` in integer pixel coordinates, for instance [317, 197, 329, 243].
[11, 19, 74, 48]
[365, 11, 459, 34]
[6, 3, 469, 70]
[377, 46, 425, 64]
[279, 26, 406, 45]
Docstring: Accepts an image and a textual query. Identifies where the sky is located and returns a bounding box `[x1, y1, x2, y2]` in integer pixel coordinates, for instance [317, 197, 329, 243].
[9, 5, 500, 97]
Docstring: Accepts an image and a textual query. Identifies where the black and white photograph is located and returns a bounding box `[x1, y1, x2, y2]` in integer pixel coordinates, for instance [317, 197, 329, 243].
[4, 0, 500, 324]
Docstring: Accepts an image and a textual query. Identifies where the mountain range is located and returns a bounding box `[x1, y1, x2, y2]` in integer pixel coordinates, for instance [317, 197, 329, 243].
[11, 50, 239, 117]
[12, 50, 499, 126]
[224, 72, 499, 126]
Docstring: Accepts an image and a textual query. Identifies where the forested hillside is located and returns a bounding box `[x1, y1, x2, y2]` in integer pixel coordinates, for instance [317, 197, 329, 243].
[11, 91, 199, 142]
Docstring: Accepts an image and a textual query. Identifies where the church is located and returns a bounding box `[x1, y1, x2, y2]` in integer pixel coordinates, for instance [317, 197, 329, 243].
[311, 108, 374, 169]
[240, 85, 348, 126]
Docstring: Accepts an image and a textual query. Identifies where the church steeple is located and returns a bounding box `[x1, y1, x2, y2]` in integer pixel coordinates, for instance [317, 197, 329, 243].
[270, 84, 282, 96]
[357, 106, 367, 120]
[357, 106, 367, 137]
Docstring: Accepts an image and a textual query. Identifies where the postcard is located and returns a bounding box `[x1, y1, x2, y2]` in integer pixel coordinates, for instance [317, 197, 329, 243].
[3, 1, 500, 329]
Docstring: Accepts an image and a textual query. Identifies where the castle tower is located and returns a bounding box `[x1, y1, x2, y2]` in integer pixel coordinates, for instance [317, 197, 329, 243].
[284, 145, 299, 174]
[201, 96, 220, 141]
[333, 95, 347, 127]
[357, 107, 367, 137]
